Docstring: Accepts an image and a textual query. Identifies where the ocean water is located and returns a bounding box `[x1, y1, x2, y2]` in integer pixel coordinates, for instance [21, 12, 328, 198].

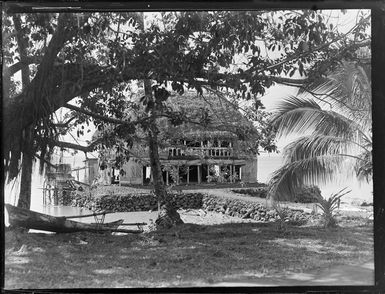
[257, 153, 284, 183]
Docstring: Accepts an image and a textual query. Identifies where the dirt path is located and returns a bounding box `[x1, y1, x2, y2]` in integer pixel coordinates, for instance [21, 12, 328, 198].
[208, 261, 374, 287]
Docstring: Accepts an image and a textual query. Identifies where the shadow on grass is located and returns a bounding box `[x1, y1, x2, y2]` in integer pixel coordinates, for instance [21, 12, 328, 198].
[4, 221, 373, 288]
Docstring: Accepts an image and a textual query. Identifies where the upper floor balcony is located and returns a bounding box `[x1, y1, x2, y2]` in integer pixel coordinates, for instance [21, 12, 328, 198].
[167, 147, 235, 159]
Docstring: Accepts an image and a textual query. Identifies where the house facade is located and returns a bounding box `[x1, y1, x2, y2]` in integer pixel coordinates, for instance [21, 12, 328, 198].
[117, 131, 258, 186]
[85, 92, 259, 186]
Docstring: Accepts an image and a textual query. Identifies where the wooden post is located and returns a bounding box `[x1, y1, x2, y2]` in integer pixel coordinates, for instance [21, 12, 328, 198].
[197, 165, 201, 184]
[177, 165, 180, 185]
[54, 187, 59, 206]
[233, 165, 236, 182]
[166, 170, 169, 186]
[187, 166, 190, 185]
[230, 164, 233, 183]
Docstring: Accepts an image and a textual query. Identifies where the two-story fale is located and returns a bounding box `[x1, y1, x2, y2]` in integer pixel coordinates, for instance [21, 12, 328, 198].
[84, 91, 259, 186]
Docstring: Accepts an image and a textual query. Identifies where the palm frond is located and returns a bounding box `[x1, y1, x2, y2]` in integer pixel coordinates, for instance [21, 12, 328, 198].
[299, 61, 372, 131]
[268, 155, 355, 201]
[267, 162, 304, 201]
[282, 134, 365, 164]
[270, 60, 372, 201]
[271, 96, 363, 141]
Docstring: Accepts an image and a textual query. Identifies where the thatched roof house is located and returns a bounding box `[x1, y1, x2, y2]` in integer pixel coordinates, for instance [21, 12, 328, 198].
[87, 90, 259, 186]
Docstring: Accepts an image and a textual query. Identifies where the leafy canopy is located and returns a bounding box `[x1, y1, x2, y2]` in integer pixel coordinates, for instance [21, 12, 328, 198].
[3, 9, 371, 180]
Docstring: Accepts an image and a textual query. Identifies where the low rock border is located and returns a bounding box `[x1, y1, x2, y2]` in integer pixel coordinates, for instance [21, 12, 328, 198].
[202, 193, 310, 224]
[70, 189, 311, 224]
[70, 190, 203, 212]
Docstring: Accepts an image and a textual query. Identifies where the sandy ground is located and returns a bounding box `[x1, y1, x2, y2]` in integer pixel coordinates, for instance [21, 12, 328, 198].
[4, 207, 374, 289]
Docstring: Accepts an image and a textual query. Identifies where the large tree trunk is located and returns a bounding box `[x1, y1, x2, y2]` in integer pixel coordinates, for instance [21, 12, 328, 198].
[143, 80, 183, 229]
[17, 128, 33, 209]
[13, 15, 33, 209]
[138, 12, 182, 229]
[148, 126, 183, 229]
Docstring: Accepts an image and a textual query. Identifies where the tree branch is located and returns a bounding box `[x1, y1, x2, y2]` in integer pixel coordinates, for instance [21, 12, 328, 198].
[254, 15, 371, 76]
[8, 56, 41, 76]
[4, 14, 86, 143]
[64, 103, 130, 125]
[64, 103, 157, 129]
[53, 115, 77, 128]
[34, 154, 58, 169]
[51, 137, 103, 153]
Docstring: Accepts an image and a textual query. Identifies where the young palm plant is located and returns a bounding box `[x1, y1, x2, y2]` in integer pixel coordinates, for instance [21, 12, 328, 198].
[268, 60, 372, 202]
[315, 187, 352, 228]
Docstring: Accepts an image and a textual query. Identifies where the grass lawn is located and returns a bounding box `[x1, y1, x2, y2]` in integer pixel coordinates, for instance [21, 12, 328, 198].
[4, 214, 373, 288]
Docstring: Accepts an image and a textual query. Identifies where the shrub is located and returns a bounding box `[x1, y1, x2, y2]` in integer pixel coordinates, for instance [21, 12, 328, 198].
[361, 201, 373, 207]
[230, 187, 268, 198]
[294, 186, 322, 203]
[272, 202, 290, 231]
[273, 202, 308, 229]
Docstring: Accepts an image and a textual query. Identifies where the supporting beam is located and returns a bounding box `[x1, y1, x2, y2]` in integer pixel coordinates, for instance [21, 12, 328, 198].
[166, 170, 169, 186]
[187, 166, 190, 185]
[197, 165, 201, 184]
[177, 165, 180, 185]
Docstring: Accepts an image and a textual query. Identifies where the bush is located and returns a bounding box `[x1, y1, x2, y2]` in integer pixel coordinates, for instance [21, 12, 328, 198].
[361, 201, 373, 207]
[273, 202, 308, 229]
[294, 186, 322, 203]
[230, 187, 268, 198]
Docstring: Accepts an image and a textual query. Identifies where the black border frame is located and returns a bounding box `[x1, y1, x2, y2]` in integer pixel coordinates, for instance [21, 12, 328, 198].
[1, 1, 384, 293]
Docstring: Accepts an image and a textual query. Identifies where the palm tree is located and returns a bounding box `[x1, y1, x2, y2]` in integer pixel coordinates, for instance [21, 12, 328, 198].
[268, 60, 372, 201]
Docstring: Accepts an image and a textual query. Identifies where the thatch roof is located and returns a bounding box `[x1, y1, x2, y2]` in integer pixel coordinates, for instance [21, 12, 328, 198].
[163, 91, 256, 141]
[92, 89, 257, 143]
[168, 92, 251, 126]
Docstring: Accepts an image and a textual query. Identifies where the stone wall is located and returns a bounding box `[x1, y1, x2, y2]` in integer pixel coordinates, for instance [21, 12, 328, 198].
[201, 194, 309, 223]
[70, 190, 310, 224]
[71, 191, 203, 212]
